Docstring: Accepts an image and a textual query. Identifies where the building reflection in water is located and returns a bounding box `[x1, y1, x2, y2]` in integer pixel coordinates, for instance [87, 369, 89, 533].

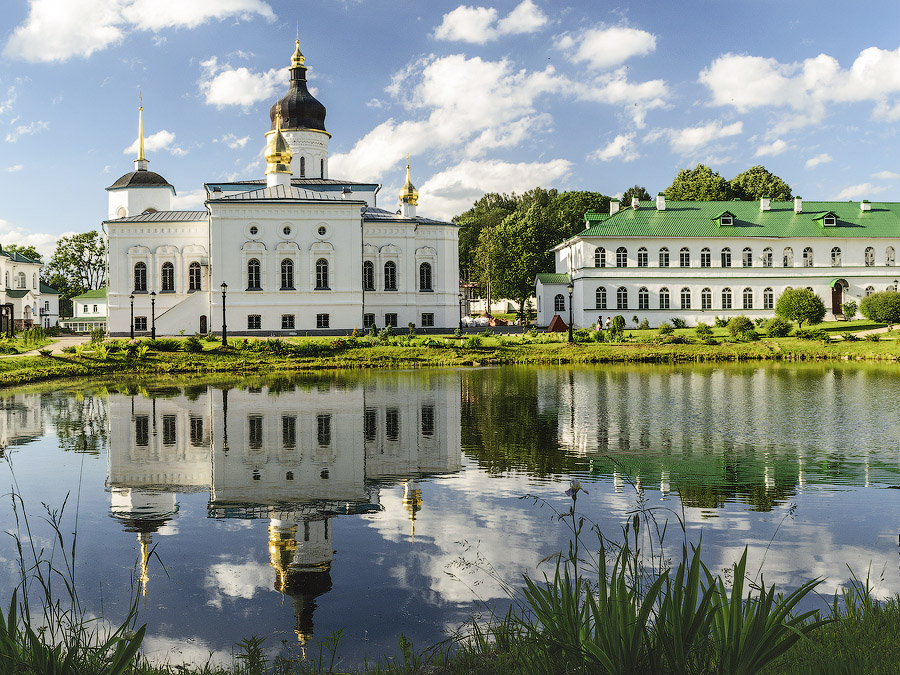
[105, 376, 462, 649]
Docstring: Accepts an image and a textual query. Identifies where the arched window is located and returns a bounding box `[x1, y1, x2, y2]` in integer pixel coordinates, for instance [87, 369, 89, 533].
[189, 262, 201, 291]
[701, 287, 712, 310]
[616, 247, 628, 267]
[865, 285, 875, 296]
[161, 262, 174, 291]
[315, 258, 329, 289]
[743, 287, 753, 309]
[637, 247, 648, 267]
[680, 247, 690, 267]
[831, 247, 841, 266]
[300, 156, 306, 177]
[595, 287, 607, 309]
[281, 259, 294, 289]
[865, 246, 875, 266]
[700, 248, 711, 268]
[720, 248, 731, 267]
[638, 286, 649, 310]
[32, 273, 36, 288]
[419, 262, 433, 291]
[680, 287, 691, 310]
[803, 247, 814, 267]
[134, 262, 147, 292]
[594, 247, 606, 267]
[658, 247, 669, 267]
[762, 248, 773, 267]
[659, 287, 670, 310]
[16, 272, 25, 289]
[362, 261, 374, 290]
[887, 247, 896, 266]
[384, 261, 397, 290]
[763, 287, 774, 309]
[783, 247, 794, 267]
[617, 286, 628, 309]
[320, 158, 325, 178]
[554, 294, 565, 312]
[742, 247, 753, 267]
[888, 283, 898, 292]
[247, 259, 261, 290]
[721, 287, 732, 310]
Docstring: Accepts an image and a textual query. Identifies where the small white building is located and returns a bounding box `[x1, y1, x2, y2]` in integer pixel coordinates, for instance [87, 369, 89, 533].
[0, 247, 46, 331]
[38, 282, 60, 329]
[62, 288, 107, 333]
[537, 197, 900, 328]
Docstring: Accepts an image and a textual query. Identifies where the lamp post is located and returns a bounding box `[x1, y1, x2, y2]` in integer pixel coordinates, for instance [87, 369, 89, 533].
[220, 282, 227, 347]
[458, 292, 464, 330]
[150, 291, 156, 339]
[566, 282, 574, 344]
[129, 294, 134, 339]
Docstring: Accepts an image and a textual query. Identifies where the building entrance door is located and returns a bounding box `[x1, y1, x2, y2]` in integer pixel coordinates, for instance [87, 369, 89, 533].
[831, 280, 847, 315]
[200, 315, 207, 334]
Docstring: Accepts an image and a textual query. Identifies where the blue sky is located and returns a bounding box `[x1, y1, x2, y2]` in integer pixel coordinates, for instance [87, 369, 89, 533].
[3, 0, 900, 257]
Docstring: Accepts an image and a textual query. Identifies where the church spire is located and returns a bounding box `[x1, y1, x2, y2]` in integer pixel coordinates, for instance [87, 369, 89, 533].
[265, 106, 293, 188]
[135, 94, 149, 171]
[399, 154, 419, 217]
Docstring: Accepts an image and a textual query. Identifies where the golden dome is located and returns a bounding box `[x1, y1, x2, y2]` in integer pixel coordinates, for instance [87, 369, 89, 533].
[291, 38, 305, 68]
[398, 155, 418, 206]
[265, 109, 293, 175]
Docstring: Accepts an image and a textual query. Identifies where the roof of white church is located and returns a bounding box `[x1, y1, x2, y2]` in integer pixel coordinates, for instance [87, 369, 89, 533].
[363, 206, 454, 226]
[106, 211, 207, 223]
[213, 184, 357, 202]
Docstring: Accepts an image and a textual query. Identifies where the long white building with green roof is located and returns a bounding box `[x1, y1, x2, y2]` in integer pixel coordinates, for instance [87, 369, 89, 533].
[536, 196, 900, 328]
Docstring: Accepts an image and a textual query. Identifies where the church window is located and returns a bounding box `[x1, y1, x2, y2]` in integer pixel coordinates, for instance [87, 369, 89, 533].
[743, 287, 753, 310]
[135, 317, 147, 331]
[384, 261, 397, 290]
[831, 247, 842, 267]
[315, 259, 329, 289]
[421, 312, 434, 327]
[249, 226, 258, 236]
[720, 248, 731, 267]
[783, 247, 794, 267]
[743, 248, 753, 267]
[803, 247, 814, 267]
[637, 247, 648, 267]
[680, 247, 690, 267]
[247, 314, 261, 329]
[282, 416, 296, 448]
[247, 259, 261, 290]
[362, 261, 374, 290]
[385, 313, 398, 327]
[887, 247, 896, 266]
[659, 247, 669, 267]
[421, 405, 435, 437]
[616, 247, 628, 267]
[616, 286, 627, 310]
[554, 294, 565, 312]
[161, 262, 174, 292]
[317, 313, 329, 328]
[134, 415, 149, 446]
[189, 262, 201, 291]
[280, 259, 294, 289]
[763, 288, 774, 309]
[680, 287, 691, 309]
[320, 158, 324, 177]
[282, 314, 295, 329]
[721, 287, 732, 310]
[419, 262, 433, 291]
[318, 226, 327, 236]
[190, 417, 204, 446]
[386, 409, 400, 441]
[134, 262, 147, 292]
[659, 287, 670, 310]
[762, 248, 773, 267]
[700, 248, 711, 268]
[595, 287, 606, 309]
[300, 156, 306, 177]
[364, 408, 376, 441]
[701, 287, 712, 310]
[162, 415, 176, 446]
[638, 287, 649, 310]
[32, 274, 36, 288]
[865, 246, 875, 266]
[594, 247, 605, 267]
[283, 226, 291, 236]
[866, 285, 875, 296]
[248, 415, 263, 449]
[363, 313, 375, 328]
[17, 272, 25, 289]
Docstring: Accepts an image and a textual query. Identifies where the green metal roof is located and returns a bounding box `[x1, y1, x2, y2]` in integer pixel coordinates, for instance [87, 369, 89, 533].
[0, 249, 40, 263]
[39, 281, 60, 294]
[4, 289, 29, 298]
[535, 273, 571, 284]
[71, 287, 107, 301]
[62, 316, 106, 323]
[580, 200, 900, 238]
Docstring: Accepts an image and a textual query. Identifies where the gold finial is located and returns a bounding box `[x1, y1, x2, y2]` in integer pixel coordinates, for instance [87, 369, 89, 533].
[291, 27, 305, 68]
[402, 482, 423, 543]
[398, 154, 419, 206]
[137, 93, 145, 162]
[265, 105, 293, 175]
[139, 532, 151, 597]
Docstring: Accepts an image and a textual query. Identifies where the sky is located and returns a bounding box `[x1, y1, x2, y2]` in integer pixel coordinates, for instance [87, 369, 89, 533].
[3, 0, 900, 258]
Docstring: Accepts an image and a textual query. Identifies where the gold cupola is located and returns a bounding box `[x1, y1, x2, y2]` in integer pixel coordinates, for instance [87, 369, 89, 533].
[265, 109, 293, 187]
[398, 155, 419, 206]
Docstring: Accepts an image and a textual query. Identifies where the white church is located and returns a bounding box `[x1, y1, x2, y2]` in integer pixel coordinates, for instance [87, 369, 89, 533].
[104, 39, 460, 337]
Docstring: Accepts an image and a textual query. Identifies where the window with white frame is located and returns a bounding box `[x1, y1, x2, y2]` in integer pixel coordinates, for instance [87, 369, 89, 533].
[831, 247, 841, 267]
[638, 287, 649, 310]
[282, 314, 295, 329]
[866, 285, 875, 296]
[865, 247, 875, 267]
[721, 287, 732, 310]
[616, 247, 628, 267]
[743, 248, 753, 267]
[317, 313, 329, 328]
[421, 313, 434, 327]
[659, 287, 670, 310]
[363, 313, 375, 328]
[743, 287, 753, 310]
[281, 259, 294, 289]
[701, 288, 712, 310]
[189, 262, 201, 291]
[762, 248, 773, 267]
[700, 248, 711, 268]
[763, 288, 774, 309]
[616, 286, 627, 309]
[362, 261, 375, 290]
[594, 247, 606, 267]
[680, 247, 690, 267]
[247, 259, 261, 290]
[595, 287, 606, 309]
[315, 258, 329, 289]
[134, 262, 147, 291]
[135, 317, 147, 331]
[720, 248, 731, 267]
[419, 262, 433, 291]
[161, 262, 174, 292]
[384, 261, 397, 290]
[887, 247, 896, 266]
[803, 247, 814, 267]
[659, 247, 669, 267]
[637, 248, 648, 267]
[385, 313, 398, 327]
[554, 294, 565, 312]
[783, 247, 794, 267]
[247, 315, 261, 329]
[680, 287, 691, 309]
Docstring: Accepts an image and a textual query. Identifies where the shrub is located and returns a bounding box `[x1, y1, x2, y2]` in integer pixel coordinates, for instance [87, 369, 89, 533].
[754, 317, 766, 327]
[841, 332, 860, 342]
[737, 329, 760, 341]
[864, 332, 881, 342]
[145, 338, 181, 352]
[842, 300, 858, 321]
[794, 328, 831, 341]
[775, 288, 826, 327]
[860, 291, 900, 327]
[453, 327, 464, 338]
[574, 328, 593, 343]
[463, 335, 483, 348]
[182, 335, 203, 353]
[203, 334, 220, 342]
[661, 334, 688, 344]
[714, 316, 728, 328]
[727, 315, 754, 338]
[90, 327, 105, 343]
[527, 325, 538, 338]
[766, 317, 793, 337]
[611, 315, 626, 334]
[481, 329, 494, 338]
[61, 345, 77, 354]
[407, 322, 416, 336]
[671, 317, 687, 329]
[378, 325, 394, 339]
[658, 321, 674, 335]
[695, 322, 713, 339]
[38, 348, 52, 357]
[638, 318, 650, 330]
[592, 330, 606, 343]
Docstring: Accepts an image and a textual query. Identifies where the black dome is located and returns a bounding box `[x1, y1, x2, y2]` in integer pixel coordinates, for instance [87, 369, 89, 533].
[108, 169, 172, 190]
[270, 62, 327, 133]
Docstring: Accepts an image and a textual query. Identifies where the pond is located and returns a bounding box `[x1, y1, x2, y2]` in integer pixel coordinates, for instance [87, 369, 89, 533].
[0, 363, 898, 668]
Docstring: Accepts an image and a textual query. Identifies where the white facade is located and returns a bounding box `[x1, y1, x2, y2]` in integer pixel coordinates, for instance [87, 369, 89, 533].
[537, 199, 900, 328]
[104, 42, 459, 337]
[0, 249, 47, 330]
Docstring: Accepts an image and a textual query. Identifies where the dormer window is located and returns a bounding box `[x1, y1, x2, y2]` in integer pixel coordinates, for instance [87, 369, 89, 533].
[720, 214, 733, 226]
[824, 215, 836, 226]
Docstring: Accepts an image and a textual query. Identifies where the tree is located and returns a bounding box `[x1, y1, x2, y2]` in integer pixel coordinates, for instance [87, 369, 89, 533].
[775, 288, 826, 328]
[3, 244, 42, 264]
[454, 193, 518, 282]
[729, 165, 792, 201]
[841, 300, 857, 321]
[860, 291, 900, 328]
[621, 185, 651, 205]
[664, 164, 731, 201]
[46, 231, 106, 293]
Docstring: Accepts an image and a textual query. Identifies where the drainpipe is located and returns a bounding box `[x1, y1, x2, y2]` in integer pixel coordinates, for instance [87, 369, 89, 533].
[361, 205, 368, 329]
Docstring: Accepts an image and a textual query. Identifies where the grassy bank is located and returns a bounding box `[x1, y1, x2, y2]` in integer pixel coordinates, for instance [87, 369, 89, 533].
[0, 320, 897, 387]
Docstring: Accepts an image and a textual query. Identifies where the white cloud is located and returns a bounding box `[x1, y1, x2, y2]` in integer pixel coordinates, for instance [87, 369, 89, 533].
[872, 170, 900, 180]
[4, 0, 275, 62]
[755, 139, 788, 157]
[649, 120, 743, 155]
[0, 218, 70, 259]
[558, 25, 656, 70]
[0, 85, 18, 116]
[215, 133, 250, 149]
[418, 158, 571, 220]
[171, 188, 206, 210]
[589, 133, 638, 162]
[804, 153, 832, 169]
[198, 56, 281, 108]
[123, 129, 186, 156]
[433, 0, 547, 44]
[6, 165, 23, 172]
[571, 67, 668, 127]
[5, 120, 48, 142]
[832, 182, 888, 201]
[464, 114, 551, 158]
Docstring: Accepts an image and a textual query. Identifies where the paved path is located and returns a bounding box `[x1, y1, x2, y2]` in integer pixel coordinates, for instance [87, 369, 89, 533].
[0, 335, 90, 358]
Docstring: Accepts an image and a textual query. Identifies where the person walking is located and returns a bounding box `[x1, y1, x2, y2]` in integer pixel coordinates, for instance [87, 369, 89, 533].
[605, 316, 611, 330]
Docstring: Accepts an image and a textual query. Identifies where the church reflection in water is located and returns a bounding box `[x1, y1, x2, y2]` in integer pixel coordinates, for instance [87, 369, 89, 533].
[106, 378, 462, 649]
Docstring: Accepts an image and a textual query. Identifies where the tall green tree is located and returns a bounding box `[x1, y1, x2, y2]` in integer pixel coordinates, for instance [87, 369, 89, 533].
[775, 288, 826, 327]
[47, 231, 106, 295]
[664, 164, 731, 201]
[3, 244, 42, 264]
[454, 193, 518, 282]
[729, 165, 792, 201]
[621, 185, 651, 204]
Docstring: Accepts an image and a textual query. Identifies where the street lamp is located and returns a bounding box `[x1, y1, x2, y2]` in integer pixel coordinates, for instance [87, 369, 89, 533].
[458, 292, 464, 330]
[150, 291, 156, 339]
[566, 281, 574, 344]
[220, 282, 228, 347]
[129, 294, 134, 339]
